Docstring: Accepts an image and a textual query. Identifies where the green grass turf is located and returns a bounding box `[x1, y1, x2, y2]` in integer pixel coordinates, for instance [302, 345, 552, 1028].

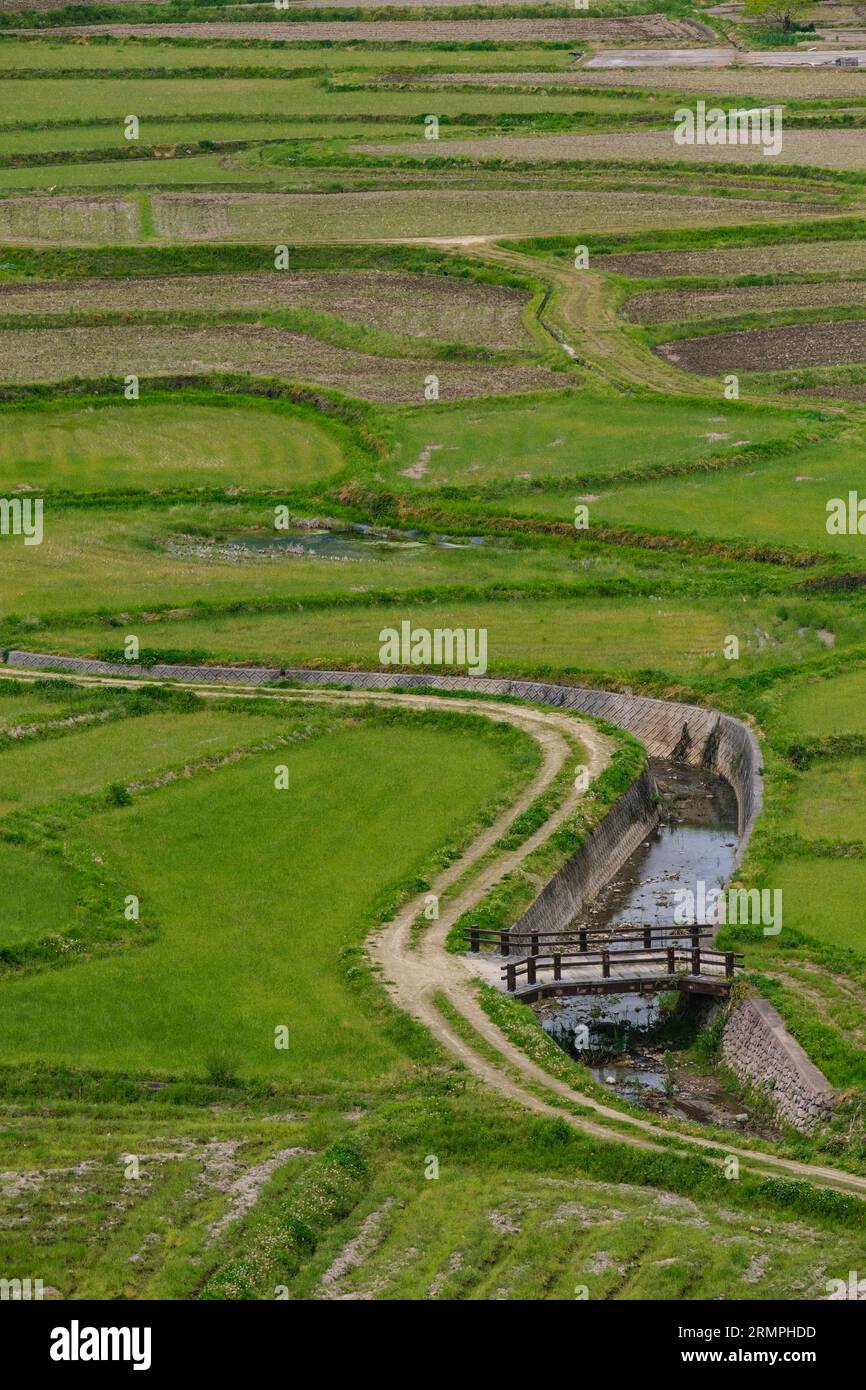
[792, 754, 866, 842]
[0, 41, 576, 75]
[488, 435, 865, 560]
[0, 502, 653, 620]
[0, 839, 83, 947]
[0, 397, 349, 494]
[0, 706, 295, 816]
[774, 856, 866, 954]
[779, 668, 866, 737]
[0, 692, 75, 728]
[384, 392, 812, 490]
[0, 718, 528, 1083]
[22, 594, 849, 679]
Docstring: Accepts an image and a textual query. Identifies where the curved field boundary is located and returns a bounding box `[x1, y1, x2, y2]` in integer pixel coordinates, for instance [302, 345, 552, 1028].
[3, 652, 763, 851]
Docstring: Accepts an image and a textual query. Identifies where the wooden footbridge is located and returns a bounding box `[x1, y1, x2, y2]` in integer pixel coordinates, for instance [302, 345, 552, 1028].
[464, 925, 743, 1004]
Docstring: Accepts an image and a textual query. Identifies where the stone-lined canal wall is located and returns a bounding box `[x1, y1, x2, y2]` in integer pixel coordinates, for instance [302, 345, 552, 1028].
[722, 994, 836, 1131]
[3, 655, 763, 851]
[511, 766, 659, 938]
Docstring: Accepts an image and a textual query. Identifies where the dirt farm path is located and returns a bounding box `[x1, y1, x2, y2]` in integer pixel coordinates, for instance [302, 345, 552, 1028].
[391, 235, 702, 394]
[381, 234, 695, 391]
[5, 666, 866, 1197]
[478, 242, 702, 395]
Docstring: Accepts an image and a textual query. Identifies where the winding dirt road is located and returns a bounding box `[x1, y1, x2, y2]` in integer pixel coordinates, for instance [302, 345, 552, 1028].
[4, 665, 866, 1196]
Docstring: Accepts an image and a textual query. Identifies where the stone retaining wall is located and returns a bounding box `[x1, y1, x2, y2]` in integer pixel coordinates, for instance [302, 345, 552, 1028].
[721, 994, 836, 1131]
[4, 651, 763, 956]
[3, 655, 763, 856]
[511, 766, 659, 938]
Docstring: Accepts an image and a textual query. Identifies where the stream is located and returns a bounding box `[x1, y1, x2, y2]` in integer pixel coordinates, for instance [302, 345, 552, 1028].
[537, 760, 779, 1137]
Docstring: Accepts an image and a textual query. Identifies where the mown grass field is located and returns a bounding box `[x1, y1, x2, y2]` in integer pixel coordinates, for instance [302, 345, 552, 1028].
[0, 395, 350, 492]
[0, 839, 83, 948]
[780, 667, 866, 736]
[0, 710, 533, 1082]
[773, 857, 866, 954]
[22, 591, 849, 677]
[5, 2, 866, 1307]
[383, 390, 815, 488]
[793, 754, 866, 842]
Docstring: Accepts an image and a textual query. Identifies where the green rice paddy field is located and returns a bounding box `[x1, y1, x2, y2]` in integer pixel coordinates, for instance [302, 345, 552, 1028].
[4, 2, 866, 1311]
[0, 709, 532, 1081]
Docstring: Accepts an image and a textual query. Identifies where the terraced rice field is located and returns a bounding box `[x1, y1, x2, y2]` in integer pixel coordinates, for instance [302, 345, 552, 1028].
[461, 62, 866, 97]
[384, 391, 809, 486]
[0, 397, 350, 492]
[624, 280, 866, 323]
[3, 0, 866, 1330]
[0, 195, 139, 242]
[0, 270, 533, 348]
[31, 16, 716, 42]
[0, 322, 558, 398]
[146, 188, 823, 242]
[655, 319, 866, 375]
[597, 241, 866, 277]
[358, 127, 866, 169]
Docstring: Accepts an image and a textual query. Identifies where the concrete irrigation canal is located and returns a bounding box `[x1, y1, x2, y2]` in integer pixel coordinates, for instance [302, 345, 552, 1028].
[0, 653, 840, 1152]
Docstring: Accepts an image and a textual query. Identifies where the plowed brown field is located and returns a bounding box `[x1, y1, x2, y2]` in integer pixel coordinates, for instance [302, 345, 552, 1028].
[0, 271, 531, 349]
[597, 242, 866, 278]
[656, 319, 866, 374]
[28, 15, 715, 42]
[0, 323, 562, 400]
[625, 280, 866, 324]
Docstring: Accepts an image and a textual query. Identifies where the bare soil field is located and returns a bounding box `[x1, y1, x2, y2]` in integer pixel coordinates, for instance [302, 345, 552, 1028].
[0, 271, 532, 349]
[624, 279, 866, 323]
[585, 47, 736, 68]
[27, 16, 716, 43]
[597, 242, 866, 277]
[358, 128, 866, 171]
[434, 66, 866, 98]
[0, 323, 560, 400]
[785, 381, 866, 400]
[0, 196, 137, 244]
[656, 319, 866, 374]
[745, 44, 866, 64]
[585, 45, 866, 67]
[149, 189, 800, 242]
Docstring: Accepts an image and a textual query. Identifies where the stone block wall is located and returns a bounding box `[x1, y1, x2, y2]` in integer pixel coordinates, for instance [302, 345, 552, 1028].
[510, 766, 659, 937]
[721, 994, 835, 1130]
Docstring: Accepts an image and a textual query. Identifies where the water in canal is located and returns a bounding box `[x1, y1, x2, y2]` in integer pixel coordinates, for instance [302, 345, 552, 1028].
[536, 760, 774, 1133]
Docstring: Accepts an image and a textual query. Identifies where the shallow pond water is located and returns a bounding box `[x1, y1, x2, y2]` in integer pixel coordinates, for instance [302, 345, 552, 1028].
[165, 522, 486, 563]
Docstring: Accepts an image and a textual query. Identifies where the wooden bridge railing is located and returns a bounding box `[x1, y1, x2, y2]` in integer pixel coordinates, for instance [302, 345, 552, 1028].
[464, 923, 713, 958]
[500, 945, 744, 992]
